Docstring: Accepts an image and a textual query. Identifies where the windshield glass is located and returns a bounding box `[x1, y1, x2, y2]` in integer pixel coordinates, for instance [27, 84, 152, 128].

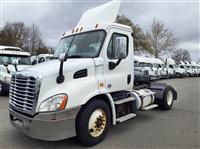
[54, 30, 105, 58]
[0, 55, 31, 65]
[139, 62, 152, 67]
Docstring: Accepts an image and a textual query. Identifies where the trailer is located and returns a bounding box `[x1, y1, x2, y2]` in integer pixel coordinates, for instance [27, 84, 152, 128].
[9, 1, 177, 146]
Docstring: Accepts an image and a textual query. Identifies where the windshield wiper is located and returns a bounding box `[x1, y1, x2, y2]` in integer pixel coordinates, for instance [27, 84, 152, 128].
[51, 57, 58, 59]
[68, 55, 83, 58]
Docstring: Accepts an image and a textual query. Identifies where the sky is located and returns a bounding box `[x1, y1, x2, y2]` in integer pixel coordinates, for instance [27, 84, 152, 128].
[1, 0, 199, 61]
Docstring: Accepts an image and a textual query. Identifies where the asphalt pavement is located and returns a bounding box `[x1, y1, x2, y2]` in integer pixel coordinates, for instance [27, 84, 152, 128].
[0, 78, 199, 149]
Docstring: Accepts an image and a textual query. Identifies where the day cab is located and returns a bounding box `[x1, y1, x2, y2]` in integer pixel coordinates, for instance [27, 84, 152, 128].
[9, 1, 177, 146]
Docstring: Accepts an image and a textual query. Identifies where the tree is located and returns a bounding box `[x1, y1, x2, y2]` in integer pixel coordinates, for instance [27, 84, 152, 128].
[0, 22, 29, 48]
[146, 18, 178, 58]
[116, 15, 153, 53]
[0, 22, 48, 55]
[172, 49, 191, 64]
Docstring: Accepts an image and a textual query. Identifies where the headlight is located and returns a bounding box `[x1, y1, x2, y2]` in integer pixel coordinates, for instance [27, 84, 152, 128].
[4, 77, 11, 84]
[39, 94, 68, 112]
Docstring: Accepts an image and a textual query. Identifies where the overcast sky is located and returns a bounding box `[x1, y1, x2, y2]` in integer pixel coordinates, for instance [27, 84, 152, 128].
[1, 0, 199, 61]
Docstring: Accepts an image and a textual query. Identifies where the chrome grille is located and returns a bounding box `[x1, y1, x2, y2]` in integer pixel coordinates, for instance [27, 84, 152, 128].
[9, 71, 41, 115]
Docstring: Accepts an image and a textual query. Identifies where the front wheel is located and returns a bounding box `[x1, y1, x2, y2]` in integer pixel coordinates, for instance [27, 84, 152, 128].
[76, 99, 111, 146]
[158, 86, 175, 110]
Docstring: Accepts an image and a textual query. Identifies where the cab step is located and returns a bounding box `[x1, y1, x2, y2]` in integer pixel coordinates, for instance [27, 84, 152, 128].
[114, 97, 135, 105]
[141, 104, 158, 111]
[116, 113, 136, 123]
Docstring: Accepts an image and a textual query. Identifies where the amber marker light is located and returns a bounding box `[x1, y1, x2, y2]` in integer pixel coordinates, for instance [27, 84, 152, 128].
[95, 24, 99, 28]
[59, 95, 68, 110]
[80, 27, 83, 32]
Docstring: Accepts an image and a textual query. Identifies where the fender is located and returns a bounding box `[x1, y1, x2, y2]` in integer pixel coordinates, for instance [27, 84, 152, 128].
[149, 82, 177, 100]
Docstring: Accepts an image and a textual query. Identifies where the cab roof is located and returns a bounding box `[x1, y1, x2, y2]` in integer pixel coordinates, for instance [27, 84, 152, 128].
[0, 45, 23, 51]
[0, 49, 30, 56]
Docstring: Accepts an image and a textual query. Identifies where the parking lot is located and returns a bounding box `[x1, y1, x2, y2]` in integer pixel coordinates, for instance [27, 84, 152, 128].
[0, 78, 199, 149]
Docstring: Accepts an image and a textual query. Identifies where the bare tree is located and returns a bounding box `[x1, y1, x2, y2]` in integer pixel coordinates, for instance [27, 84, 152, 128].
[0, 22, 29, 49]
[0, 22, 48, 55]
[116, 15, 153, 53]
[146, 18, 178, 58]
[172, 49, 191, 64]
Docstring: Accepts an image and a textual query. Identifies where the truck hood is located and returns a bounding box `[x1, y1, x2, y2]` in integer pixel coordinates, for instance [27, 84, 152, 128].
[23, 59, 95, 78]
[0, 65, 31, 75]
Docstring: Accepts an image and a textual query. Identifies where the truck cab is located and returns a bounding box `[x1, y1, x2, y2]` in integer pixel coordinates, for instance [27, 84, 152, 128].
[165, 58, 176, 78]
[134, 56, 157, 80]
[185, 61, 195, 77]
[31, 54, 53, 65]
[9, 1, 177, 146]
[0, 46, 31, 94]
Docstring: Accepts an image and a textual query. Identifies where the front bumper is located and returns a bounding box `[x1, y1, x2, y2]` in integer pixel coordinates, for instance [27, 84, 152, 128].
[0, 80, 10, 94]
[9, 107, 80, 141]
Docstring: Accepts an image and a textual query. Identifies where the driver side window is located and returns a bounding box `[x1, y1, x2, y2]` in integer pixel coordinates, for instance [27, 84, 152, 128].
[107, 33, 128, 59]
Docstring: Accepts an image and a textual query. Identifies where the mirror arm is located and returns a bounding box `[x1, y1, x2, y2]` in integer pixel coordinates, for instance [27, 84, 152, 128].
[14, 64, 18, 72]
[109, 59, 122, 70]
[3, 64, 10, 74]
[56, 61, 65, 84]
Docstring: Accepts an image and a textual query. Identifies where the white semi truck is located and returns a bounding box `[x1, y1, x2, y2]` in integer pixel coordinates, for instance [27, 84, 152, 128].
[9, 1, 177, 146]
[0, 46, 31, 94]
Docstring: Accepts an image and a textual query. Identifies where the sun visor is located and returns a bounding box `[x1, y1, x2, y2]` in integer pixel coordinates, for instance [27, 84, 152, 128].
[76, 0, 121, 27]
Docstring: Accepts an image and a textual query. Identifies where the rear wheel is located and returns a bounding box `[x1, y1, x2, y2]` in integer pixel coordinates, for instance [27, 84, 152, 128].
[158, 86, 175, 110]
[76, 99, 111, 146]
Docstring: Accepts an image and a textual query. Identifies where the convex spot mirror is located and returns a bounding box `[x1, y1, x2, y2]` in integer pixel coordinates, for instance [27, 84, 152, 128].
[113, 36, 127, 59]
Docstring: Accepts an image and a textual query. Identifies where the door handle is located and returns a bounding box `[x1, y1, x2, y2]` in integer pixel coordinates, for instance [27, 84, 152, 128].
[127, 74, 131, 84]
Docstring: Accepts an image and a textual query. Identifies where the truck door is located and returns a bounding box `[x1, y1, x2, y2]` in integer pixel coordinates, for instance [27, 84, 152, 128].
[103, 29, 133, 92]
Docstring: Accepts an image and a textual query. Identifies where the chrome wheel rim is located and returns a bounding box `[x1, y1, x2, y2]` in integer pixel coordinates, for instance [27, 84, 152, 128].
[88, 109, 106, 137]
[167, 90, 173, 106]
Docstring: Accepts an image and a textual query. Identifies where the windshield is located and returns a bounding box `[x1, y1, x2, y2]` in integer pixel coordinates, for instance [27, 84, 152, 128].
[139, 62, 152, 67]
[0, 55, 31, 65]
[54, 30, 106, 58]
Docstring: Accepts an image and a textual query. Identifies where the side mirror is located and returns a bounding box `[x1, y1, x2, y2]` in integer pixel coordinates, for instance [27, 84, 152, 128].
[59, 53, 68, 62]
[12, 59, 19, 66]
[57, 53, 68, 84]
[113, 37, 127, 59]
[12, 59, 19, 72]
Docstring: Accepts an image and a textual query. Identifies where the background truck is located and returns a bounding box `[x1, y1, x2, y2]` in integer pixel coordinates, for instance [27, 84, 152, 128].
[9, 1, 177, 146]
[0, 46, 31, 94]
[134, 56, 157, 80]
[31, 54, 53, 65]
[185, 60, 195, 77]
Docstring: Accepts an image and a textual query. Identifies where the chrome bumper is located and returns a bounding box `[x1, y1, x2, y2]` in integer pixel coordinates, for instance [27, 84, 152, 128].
[9, 107, 80, 141]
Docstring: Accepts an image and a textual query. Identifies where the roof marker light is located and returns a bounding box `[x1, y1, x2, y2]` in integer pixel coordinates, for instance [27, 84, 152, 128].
[76, 28, 79, 32]
[95, 24, 99, 28]
[72, 29, 75, 33]
[63, 32, 65, 36]
[80, 27, 83, 32]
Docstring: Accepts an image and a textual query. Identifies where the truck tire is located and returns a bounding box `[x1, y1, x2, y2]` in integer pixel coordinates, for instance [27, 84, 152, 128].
[158, 86, 174, 110]
[76, 99, 111, 146]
